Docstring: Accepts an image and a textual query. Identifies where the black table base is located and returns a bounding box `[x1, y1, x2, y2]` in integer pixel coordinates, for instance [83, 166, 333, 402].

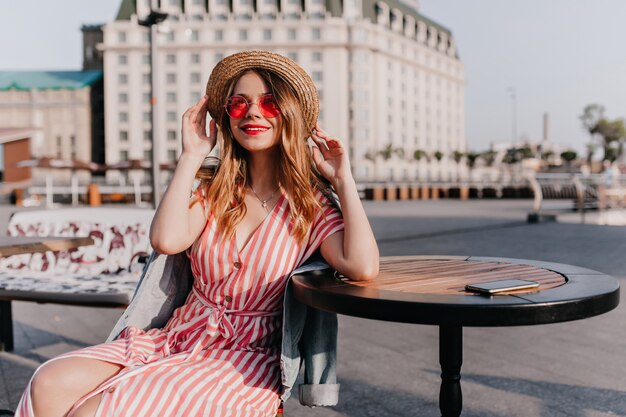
[439, 326, 463, 417]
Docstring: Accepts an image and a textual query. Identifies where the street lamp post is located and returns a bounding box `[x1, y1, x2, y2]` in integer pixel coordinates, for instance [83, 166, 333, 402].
[138, 10, 168, 208]
[507, 86, 517, 143]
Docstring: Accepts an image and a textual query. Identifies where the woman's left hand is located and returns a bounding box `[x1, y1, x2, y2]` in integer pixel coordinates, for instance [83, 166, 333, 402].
[311, 124, 352, 187]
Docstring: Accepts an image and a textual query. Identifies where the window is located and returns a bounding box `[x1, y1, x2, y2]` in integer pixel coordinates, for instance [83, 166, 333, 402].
[216, 0, 226, 4]
[142, 54, 150, 65]
[190, 30, 199, 41]
[118, 74, 128, 84]
[311, 28, 321, 40]
[118, 32, 127, 42]
[169, 0, 178, 5]
[264, 0, 274, 4]
[119, 93, 128, 103]
[166, 73, 177, 83]
[215, 52, 224, 61]
[312, 71, 322, 82]
[263, 29, 272, 40]
[287, 52, 298, 61]
[193, 0, 202, 4]
[312, 51, 322, 62]
[144, 130, 152, 140]
[143, 32, 150, 42]
[287, 28, 296, 40]
[190, 91, 201, 103]
[142, 74, 150, 84]
[120, 150, 129, 161]
[120, 131, 128, 141]
[118, 55, 127, 65]
[167, 92, 177, 103]
[191, 53, 201, 64]
[167, 130, 177, 141]
[167, 111, 177, 121]
[119, 112, 128, 122]
[239, 29, 248, 41]
[143, 112, 151, 122]
[166, 31, 175, 42]
[166, 54, 176, 64]
[214, 30, 223, 41]
[191, 73, 201, 83]
[56, 136, 62, 158]
[143, 93, 151, 103]
[144, 150, 153, 161]
[168, 150, 178, 161]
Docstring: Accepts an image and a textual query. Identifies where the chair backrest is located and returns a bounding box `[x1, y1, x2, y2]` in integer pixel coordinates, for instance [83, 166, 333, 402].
[4, 208, 154, 276]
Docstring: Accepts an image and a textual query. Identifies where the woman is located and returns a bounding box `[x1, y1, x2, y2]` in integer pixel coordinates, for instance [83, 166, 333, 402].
[16, 50, 379, 417]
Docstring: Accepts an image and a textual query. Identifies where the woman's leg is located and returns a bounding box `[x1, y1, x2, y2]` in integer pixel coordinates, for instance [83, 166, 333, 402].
[30, 357, 122, 417]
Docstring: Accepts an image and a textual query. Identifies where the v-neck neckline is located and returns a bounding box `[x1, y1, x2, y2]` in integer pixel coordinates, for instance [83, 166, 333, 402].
[233, 193, 285, 257]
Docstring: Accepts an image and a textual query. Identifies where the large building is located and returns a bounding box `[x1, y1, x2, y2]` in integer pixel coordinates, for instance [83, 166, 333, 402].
[103, 0, 465, 182]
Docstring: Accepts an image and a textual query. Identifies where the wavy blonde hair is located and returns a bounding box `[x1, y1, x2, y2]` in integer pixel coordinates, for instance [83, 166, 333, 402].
[195, 69, 328, 243]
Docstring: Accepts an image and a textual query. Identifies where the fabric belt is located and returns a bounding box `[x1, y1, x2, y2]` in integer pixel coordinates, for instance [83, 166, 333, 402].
[162, 285, 280, 360]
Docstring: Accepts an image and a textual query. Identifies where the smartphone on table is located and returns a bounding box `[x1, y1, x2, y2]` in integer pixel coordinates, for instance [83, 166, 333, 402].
[465, 279, 539, 295]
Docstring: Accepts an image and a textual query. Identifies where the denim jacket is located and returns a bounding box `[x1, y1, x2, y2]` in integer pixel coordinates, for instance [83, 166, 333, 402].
[107, 251, 339, 406]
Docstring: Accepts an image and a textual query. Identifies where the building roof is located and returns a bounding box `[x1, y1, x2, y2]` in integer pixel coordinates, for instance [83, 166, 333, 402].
[0, 127, 39, 144]
[0, 70, 103, 91]
[114, 0, 451, 36]
[116, 0, 135, 20]
[359, 0, 451, 35]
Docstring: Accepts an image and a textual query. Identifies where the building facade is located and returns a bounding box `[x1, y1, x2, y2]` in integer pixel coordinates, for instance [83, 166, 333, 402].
[0, 71, 103, 183]
[102, 0, 465, 182]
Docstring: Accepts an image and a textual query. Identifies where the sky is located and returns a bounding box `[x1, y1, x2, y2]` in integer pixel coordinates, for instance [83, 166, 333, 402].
[1, 0, 625, 154]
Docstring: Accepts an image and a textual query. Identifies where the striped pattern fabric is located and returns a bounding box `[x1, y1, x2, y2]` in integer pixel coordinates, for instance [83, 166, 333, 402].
[16, 191, 344, 417]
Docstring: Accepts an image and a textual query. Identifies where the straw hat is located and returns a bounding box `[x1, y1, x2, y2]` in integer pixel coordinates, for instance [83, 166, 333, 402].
[205, 50, 320, 133]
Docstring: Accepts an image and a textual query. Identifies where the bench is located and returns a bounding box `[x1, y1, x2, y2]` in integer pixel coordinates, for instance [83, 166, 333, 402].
[526, 173, 599, 223]
[0, 207, 154, 351]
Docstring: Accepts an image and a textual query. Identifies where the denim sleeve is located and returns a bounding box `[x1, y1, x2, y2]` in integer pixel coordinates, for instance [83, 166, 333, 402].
[299, 306, 340, 406]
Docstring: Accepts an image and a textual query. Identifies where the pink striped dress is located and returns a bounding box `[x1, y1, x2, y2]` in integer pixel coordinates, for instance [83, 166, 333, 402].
[16, 190, 344, 417]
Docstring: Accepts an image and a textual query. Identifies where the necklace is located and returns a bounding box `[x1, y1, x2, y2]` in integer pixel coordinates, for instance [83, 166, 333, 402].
[248, 184, 281, 209]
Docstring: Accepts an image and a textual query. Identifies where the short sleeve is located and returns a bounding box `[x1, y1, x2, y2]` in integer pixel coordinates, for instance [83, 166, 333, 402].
[303, 191, 344, 259]
[189, 179, 207, 211]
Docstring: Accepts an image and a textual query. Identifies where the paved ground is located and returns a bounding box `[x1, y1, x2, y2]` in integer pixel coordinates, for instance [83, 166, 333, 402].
[0, 199, 625, 416]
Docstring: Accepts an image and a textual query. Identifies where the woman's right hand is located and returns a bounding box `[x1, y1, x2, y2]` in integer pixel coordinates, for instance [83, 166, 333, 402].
[181, 95, 217, 160]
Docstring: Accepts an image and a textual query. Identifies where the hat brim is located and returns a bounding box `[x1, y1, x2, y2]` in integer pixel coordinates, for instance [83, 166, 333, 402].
[206, 50, 319, 134]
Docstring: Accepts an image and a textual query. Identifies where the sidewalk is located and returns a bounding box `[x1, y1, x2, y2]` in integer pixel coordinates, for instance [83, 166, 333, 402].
[0, 200, 624, 416]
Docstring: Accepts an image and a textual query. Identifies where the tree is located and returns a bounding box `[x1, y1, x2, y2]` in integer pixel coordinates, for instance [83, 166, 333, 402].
[580, 104, 605, 141]
[502, 148, 520, 165]
[413, 149, 427, 161]
[541, 150, 555, 162]
[379, 143, 394, 161]
[585, 143, 596, 165]
[433, 151, 444, 162]
[466, 152, 479, 170]
[560, 150, 577, 173]
[593, 118, 626, 161]
[518, 146, 533, 159]
[451, 151, 465, 182]
[480, 150, 497, 167]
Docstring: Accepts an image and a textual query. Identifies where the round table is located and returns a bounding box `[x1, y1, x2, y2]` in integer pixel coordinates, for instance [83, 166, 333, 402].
[292, 255, 620, 417]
